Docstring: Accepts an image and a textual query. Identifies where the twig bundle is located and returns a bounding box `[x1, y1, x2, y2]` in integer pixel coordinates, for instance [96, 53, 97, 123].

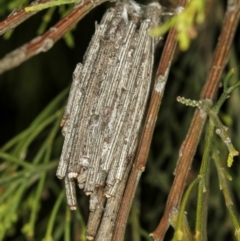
[56, 1, 162, 239]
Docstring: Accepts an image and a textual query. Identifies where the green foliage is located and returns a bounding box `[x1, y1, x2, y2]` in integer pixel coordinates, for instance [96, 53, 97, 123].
[177, 71, 240, 168]
[25, 0, 80, 12]
[0, 0, 29, 15]
[1, 0, 240, 240]
[175, 72, 240, 241]
[0, 89, 72, 241]
[150, 0, 205, 50]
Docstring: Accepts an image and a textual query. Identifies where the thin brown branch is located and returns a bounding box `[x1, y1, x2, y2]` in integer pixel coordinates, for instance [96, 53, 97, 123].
[200, 0, 240, 99]
[0, 0, 50, 35]
[151, 109, 207, 241]
[0, 0, 113, 75]
[151, 0, 240, 240]
[112, 1, 188, 240]
[95, 163, 133, 241]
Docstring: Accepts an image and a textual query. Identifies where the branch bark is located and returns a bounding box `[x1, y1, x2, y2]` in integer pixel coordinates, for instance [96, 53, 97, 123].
[0, 0, 114, 75]
[0, 0, 51, 35]
[112, 0, 189, 240]
[151, 0, 240, 240]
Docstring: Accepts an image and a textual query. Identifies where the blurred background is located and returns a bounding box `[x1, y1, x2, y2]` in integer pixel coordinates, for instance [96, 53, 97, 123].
[0, 0, 240, 240]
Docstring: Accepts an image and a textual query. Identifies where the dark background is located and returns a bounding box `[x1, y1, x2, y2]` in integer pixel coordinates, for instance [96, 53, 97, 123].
[1, 0, 240, 240]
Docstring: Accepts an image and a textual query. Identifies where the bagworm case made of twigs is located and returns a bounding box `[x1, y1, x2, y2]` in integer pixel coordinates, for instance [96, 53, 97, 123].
[57, 0, 162, 214]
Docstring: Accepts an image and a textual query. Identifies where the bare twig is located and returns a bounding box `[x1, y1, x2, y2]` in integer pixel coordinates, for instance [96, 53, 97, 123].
[86, 187, 106, 240]
[0, 0, 50, 35]
[151, 0, 240, 240]
[112, 0, 188, 240]
[0, 0, 114, 75]
[200, 0, 240, 100]
[95, 163, 132, 241]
